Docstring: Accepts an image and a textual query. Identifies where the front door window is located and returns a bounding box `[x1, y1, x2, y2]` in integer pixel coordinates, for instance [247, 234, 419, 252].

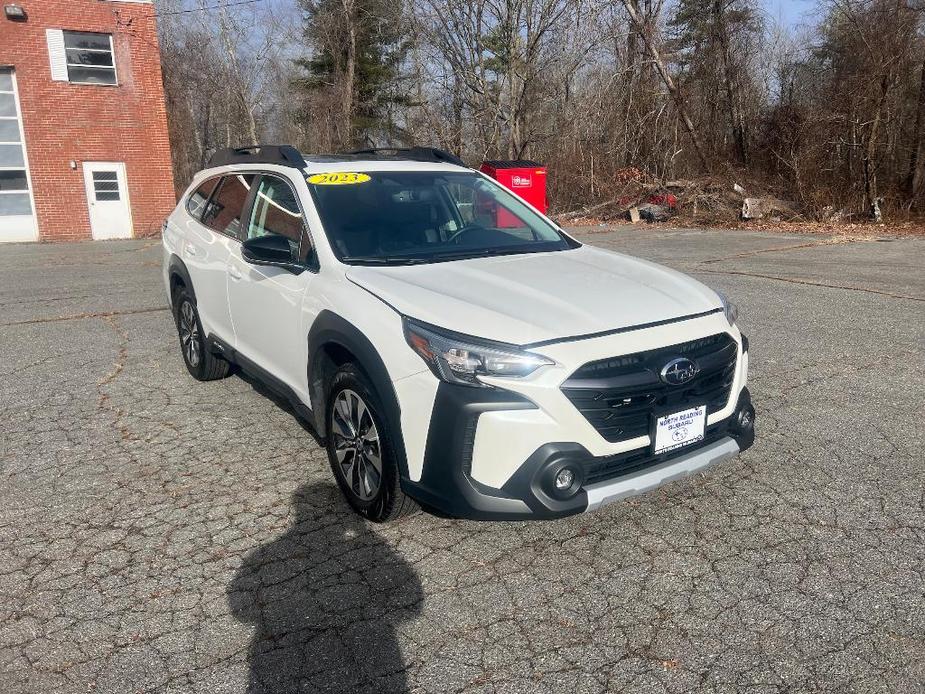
[246, 175, 310, 262]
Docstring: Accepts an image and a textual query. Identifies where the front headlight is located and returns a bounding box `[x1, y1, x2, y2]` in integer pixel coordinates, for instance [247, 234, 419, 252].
[717, 291, 739, 326]
[403, 319, 553, 387]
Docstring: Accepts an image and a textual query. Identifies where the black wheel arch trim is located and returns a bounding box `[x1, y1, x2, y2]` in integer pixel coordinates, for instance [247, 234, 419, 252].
[307, 310, 409, 479]
[167, 254, 196, 306]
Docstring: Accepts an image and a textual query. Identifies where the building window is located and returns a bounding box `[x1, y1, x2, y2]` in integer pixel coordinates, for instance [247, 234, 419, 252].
[0, 67, 36, 239]
[92, 171, 121, 201]
[62, 31, 117, 85]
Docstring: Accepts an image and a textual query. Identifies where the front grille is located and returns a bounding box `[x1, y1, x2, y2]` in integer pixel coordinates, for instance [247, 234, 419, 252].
[561, 333, 738, 443]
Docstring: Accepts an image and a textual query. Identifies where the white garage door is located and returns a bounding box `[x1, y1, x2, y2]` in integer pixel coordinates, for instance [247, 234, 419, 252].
[0, 67, 37, 243]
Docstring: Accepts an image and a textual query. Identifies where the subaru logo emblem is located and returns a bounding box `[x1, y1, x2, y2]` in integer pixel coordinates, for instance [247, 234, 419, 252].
[660, 357, 699, 385]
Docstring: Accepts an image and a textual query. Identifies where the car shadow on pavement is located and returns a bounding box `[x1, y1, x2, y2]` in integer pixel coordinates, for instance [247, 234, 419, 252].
[235, 369, 323, 446]
[228, 482, 423, 694]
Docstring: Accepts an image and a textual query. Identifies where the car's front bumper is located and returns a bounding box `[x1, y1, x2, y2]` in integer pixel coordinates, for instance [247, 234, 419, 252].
[401, 384, 755, 520]
[584, 436, 740, 512]
[396, 315, 754, 520]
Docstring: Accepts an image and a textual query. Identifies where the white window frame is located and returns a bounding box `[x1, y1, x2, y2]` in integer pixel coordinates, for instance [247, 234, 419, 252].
[62, 31, 118, 87]
[0, 66, 38, 241]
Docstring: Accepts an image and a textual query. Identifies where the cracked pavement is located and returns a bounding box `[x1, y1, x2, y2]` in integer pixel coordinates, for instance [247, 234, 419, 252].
[1, 228, 923, 693]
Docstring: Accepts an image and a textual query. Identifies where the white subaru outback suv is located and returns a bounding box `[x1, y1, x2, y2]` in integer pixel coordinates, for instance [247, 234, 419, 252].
[162, 145, 755, 522]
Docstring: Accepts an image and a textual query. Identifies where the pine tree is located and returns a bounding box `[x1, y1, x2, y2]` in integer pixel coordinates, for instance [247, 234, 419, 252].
[295, 0, 411, 149]
[668, 0, 763, 164]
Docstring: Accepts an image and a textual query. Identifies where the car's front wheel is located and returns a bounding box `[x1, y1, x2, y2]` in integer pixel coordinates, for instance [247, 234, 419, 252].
[325, 365, 418, 522]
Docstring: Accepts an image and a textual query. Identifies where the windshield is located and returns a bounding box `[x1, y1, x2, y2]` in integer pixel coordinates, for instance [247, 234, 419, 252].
[305, 171, 578, 265]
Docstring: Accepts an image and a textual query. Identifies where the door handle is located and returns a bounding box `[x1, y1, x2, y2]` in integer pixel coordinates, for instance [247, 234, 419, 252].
[229, 266, 243, 281]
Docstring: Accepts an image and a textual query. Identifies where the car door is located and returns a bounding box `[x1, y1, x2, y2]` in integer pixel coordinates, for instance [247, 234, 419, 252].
[227, 173, 315, 400]
[185, 173, 255, 341]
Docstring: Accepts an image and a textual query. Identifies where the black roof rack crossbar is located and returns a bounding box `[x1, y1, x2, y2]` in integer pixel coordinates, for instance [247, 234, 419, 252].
[208, 145, 307, 169]
[344, 147, 466, 168]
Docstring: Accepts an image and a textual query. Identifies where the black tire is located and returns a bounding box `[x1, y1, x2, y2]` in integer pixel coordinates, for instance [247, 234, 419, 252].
[325, 364, 418, 522]
[173, 288, 231, 381]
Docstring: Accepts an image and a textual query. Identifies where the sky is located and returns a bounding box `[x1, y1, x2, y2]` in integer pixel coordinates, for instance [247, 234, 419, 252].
[766, 0, 819, 28]
[159, 0, 823, 40]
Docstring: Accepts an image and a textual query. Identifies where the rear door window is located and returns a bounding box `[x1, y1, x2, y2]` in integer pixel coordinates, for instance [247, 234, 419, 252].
[185, 177, 219, 221]
[202, 173, 256, 239]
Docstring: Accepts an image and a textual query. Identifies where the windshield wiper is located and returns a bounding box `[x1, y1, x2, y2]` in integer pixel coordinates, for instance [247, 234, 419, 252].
[427, 247, 548, 262]
[342, 256, 431, 266]
[343, 245, 565, 266]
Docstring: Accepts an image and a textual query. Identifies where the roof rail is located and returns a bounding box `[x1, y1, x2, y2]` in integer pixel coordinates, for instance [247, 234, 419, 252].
[345, 147, 467, 168]
[208, 145, 307, 169]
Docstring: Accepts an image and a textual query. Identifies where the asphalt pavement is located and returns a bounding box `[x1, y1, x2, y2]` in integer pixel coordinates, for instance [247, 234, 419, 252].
[0, 227, 923, 693]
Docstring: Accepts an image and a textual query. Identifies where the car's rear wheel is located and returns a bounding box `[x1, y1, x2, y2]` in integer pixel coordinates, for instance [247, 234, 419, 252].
[326, 365, 418, 522]
[173, 288, 230, 381]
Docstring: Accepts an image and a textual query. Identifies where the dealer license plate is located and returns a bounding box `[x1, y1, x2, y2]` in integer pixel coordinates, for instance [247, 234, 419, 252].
[653, 405, 706, 455]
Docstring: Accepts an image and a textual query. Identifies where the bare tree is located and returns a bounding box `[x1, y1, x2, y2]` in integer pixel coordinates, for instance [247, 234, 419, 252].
[622, 0, 711, 172]
[157, 0, 293, 187]
[154, 0, 925, 219]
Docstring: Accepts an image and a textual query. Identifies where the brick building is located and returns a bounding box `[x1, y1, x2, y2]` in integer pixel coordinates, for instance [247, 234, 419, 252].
[0, 0, 175, 242]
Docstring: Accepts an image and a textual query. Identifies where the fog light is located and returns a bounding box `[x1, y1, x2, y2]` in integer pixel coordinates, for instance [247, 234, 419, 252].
[554, 468, 574, 490]
[736, 405, 755, 432]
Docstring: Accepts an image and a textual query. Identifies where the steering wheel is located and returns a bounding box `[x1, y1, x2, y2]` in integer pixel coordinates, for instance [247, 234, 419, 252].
[446, 224, 483, 245]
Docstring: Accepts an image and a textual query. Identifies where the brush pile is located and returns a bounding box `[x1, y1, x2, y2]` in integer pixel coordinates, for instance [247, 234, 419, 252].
[553, 170, 803, 226]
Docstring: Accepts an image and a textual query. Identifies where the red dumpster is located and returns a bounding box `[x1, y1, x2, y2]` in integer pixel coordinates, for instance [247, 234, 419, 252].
[479, 160, 548, 227]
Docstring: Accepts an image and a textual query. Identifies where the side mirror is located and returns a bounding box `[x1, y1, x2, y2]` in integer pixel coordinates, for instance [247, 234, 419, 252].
[241, 235, 305, 274]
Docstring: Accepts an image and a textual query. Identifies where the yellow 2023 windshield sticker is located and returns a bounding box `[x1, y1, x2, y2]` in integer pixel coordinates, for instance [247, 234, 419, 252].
[307, 172, 371, 185]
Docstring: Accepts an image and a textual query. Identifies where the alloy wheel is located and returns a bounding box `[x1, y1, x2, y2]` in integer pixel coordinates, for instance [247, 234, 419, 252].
[179, 300, 201, 368]
[331, 389, 382, 501]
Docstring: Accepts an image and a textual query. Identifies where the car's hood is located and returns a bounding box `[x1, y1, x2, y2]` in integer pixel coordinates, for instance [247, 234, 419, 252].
[346, 245, 723, 345]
